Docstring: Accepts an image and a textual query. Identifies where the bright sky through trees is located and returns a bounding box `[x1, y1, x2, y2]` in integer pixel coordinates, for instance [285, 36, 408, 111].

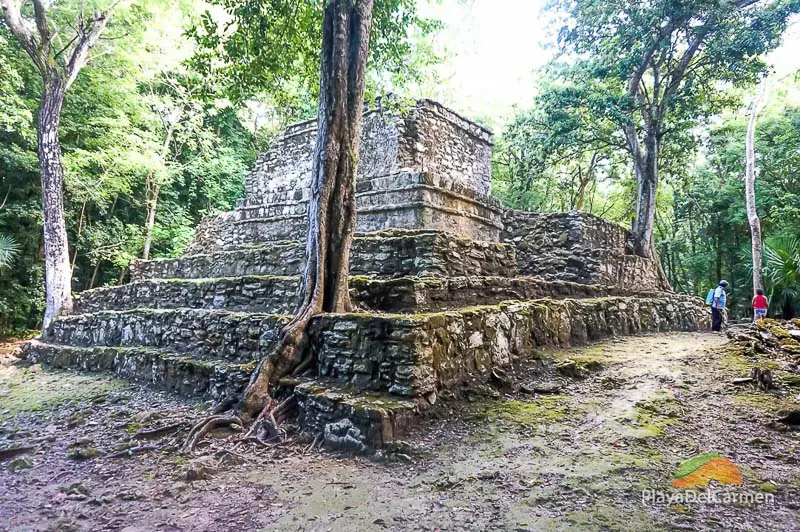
[424, 0, 800, 129]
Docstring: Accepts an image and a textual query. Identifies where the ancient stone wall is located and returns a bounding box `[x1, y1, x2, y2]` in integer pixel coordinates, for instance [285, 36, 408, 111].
[502, 210, 663, 291]
[312, 295, 709, 398]
[44, 309, 289, 363]
[398, 100, 493, 196]
[134, 231, 517, 282]
[242, 100, 493, 207]
[23, 341, 251, 401]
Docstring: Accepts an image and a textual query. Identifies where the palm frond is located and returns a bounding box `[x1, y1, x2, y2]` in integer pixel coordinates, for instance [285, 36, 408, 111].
[0, 234, 20, 269]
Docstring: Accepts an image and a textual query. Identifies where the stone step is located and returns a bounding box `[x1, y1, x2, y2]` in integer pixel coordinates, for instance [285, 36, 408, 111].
[74, 276, 300, 315]
[188, 173, 504, 253]
[351, 275, 663, 314]
[22, 340, 252, 401]
[44, 309, 290, 364]
[75, 274, 663, 316]
[292, 379, 422, 450]
[131, 230, 517, 282]
[43, 295, 708, 399]
[312, 295, 709, 397]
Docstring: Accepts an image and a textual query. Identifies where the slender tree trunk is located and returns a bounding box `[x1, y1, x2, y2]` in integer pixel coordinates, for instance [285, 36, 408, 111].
[70, 199, 87, 273]
[38, 72, 72, 331]
[141, 178, 160, 260]
[574, 176, 589, 211]
[237, 0, 374, 422]
[631, 127, 659, 258]
[746, 79, 768, 294]
[142, 119, 177, 260]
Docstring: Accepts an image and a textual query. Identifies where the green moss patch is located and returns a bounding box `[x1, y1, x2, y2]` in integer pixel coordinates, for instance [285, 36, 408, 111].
[481, 395, 581, 427]
[624, 395, 682, 438]
[0, 363, 128, 421]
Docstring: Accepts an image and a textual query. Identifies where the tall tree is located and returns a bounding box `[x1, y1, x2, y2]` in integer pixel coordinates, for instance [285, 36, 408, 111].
[745, 78, 769, 293]
[0, 0, 124, 329]
[237, 0, 374, 429]
[185, 0, 427, 448]
[552, 0, 800, 257]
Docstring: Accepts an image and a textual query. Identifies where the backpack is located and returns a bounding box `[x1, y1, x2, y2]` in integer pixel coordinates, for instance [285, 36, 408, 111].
[705, 289, 715, 305]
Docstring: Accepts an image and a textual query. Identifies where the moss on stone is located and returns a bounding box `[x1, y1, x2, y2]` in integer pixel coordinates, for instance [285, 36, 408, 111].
[624, 395, 681, 438]
[759, 481, 778, 494]
[482, 395, 580, 426]
[733, 393, 797, 412]
[0, 364, 128, 422]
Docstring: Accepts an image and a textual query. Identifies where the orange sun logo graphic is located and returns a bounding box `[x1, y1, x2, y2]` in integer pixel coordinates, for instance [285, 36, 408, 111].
[672, 453, 743, 489]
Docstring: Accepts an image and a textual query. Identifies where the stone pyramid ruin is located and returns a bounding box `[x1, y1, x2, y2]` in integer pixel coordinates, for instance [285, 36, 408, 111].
[24, 100, 709, 449]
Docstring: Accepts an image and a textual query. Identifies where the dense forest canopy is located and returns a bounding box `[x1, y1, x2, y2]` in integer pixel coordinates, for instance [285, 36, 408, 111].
[2, 0, 800, 331]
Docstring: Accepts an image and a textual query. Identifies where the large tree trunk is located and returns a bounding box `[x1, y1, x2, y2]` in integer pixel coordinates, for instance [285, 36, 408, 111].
[236, 0, 374, 423]
[38, 72, 73, 331]
[746, 79, 768, 294]
[185, 0, 375, 449]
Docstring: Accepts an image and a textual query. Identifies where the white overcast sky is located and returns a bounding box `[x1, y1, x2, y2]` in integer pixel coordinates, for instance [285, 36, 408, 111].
[423, 0, 800, 130]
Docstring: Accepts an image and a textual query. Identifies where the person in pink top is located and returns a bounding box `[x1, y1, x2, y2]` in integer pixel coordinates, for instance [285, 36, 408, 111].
[753, 288, 768, 322]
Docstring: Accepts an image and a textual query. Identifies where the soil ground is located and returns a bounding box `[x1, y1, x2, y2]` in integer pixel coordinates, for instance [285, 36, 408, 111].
[1, 332, 799, 531]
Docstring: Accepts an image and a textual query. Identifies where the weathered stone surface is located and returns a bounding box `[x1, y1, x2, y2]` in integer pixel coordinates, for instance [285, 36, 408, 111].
[22, 340, 251, 401]
[351, 275, 665, 313]
[186, 101, 499, 253]
[131, 230, 517, 282]
[312, 295, 709, 397]
[502, 210, 663, 291]
[44, 309, 289, 363]
[77, 274, 668, 315]
[75, 276, 300, 315]
[36, 294, 708, 401]
[188, 173, 503, 253]
[243, 100, 493, 202]
[293, 380, 419, 449]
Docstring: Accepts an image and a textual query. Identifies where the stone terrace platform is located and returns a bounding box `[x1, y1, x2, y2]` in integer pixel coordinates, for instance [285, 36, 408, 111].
[24, 100, 709, 450]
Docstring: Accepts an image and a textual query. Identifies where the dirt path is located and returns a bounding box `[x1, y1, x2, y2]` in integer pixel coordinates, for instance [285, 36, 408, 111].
[1, 333, 799, 531]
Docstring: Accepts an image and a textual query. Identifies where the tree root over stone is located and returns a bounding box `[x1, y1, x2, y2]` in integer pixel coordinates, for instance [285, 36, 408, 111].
[182, 318, 309, 452]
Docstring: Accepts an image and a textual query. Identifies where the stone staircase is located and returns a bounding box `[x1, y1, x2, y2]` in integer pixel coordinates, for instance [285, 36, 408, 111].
[23, 100, 709, 449]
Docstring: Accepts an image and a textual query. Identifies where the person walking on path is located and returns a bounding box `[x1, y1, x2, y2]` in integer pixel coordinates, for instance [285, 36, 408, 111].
[753, 288, 769, 322]
[712, 280, 729, 332]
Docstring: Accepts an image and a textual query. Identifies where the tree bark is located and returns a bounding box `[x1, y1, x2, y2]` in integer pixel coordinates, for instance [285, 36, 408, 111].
[236, 0, 374, 424]
[2, 0, 121, 332]
[38, 72, 73, 330]
[142, 119, 177, 260]
[631, 126, 659, 258]
[746, 78, 768, 294]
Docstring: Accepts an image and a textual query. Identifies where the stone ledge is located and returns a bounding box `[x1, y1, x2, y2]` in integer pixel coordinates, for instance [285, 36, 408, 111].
[312, 296, 709, 397]
[293, 379, 421, 450]
[131, 231, 517, 282]
[44, 309, 291, 363]
[74, 275, 300, 315]
[22, 340, 252, 401]
[75, 272, 680, 318]
[193, 179, 505, 251]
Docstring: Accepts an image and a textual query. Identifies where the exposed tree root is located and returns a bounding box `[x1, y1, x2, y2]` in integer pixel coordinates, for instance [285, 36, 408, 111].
[132, 422, 188, 440]
[107, 444, 161, 459]
[183, 414, 245, 451]
[181, 0, 373, 453]
[182, 319, 309, 451]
